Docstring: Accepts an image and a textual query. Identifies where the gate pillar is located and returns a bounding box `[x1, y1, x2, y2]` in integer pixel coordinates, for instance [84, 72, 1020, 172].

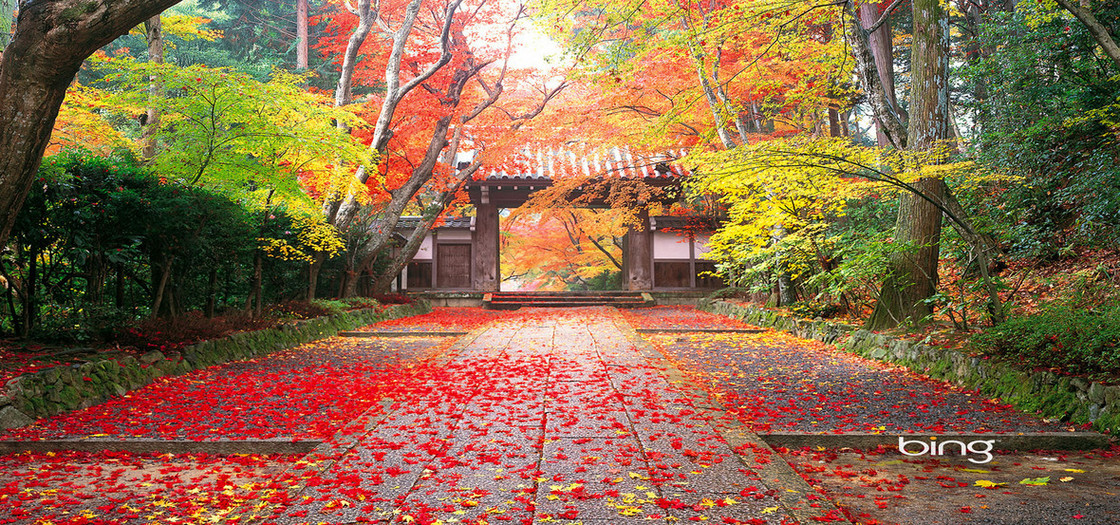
[624, 208, 653, 290]
[472, 202, 500, 291]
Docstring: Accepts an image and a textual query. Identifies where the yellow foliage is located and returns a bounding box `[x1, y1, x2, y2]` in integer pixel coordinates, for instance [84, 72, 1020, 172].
[259, 214, 344, 263]
[685, 136, 1013, 283]
[129, 15, 223, 47]
[49, 85, 137, 156]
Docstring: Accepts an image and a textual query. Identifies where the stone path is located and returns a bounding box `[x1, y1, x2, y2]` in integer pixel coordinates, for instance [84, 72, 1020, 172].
[3, 306, 1110, 524]
[260, 307, 817, 524]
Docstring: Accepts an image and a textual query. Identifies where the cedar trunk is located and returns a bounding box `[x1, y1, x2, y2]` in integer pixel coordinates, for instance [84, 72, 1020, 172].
[866, 178, 947, 330]
[866, 0, 951, 330]
[296, 0, 309, 70]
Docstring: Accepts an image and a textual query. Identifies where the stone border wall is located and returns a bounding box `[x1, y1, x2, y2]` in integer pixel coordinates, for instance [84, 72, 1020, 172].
[0, 302, 430, 430]
[699, 299, 1120, 436]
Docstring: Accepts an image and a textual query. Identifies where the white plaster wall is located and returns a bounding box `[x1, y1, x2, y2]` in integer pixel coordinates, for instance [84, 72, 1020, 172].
[414, 235, 434, 260]
[653, 231, 691, 259]
[694, 232, 713, 260]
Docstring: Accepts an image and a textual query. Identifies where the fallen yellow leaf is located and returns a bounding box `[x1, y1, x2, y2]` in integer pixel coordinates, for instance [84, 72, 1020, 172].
[975, 480, 1006, 489]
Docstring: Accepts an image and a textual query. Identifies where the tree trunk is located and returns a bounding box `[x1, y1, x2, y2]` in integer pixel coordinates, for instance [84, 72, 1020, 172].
[22, 253, 38, 336]
[828, 105, 842, 137]
[245, 252, 263, 316]
[307, 251, 325, 301]
[141, 15, 163, 161]
[115, 262, 124, 308]
[865, 0, 951, 331]
[0, 0, 184, 249]
[327, 0, 462, 227]
[844, 2, 906, 148]
[342, 253, 375, 298]
[857, 2, 905, 147]
[866, 178, 946, 330]
[205, 266, 217, 318]
[151, 255, 175, 317]
[296, 0, 309, 70]
[3, 278, 17, 337]
[331, 0, 374, 113]
[82, 249, 103, 304]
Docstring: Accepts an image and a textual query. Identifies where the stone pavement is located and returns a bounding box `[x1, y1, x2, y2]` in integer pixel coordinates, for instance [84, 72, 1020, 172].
[256, 307, 823, 524]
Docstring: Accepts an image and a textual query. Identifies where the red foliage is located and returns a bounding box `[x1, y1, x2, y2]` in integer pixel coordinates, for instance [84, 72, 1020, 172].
[367, 293, 414, 305]
[115, 311, 275, 353]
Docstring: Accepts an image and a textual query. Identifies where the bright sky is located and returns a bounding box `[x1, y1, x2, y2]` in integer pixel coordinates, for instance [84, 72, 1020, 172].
[507, 24, 564, 71]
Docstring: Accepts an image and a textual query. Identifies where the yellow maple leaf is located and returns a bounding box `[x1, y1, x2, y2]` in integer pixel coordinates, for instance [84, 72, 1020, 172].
[974, 480, 1006, 489]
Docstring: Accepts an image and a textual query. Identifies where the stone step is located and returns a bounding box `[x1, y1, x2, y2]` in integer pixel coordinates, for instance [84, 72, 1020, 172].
[483, 291, 655, 309]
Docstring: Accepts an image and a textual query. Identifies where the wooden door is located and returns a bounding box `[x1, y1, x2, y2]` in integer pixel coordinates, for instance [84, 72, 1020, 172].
[436, 244, 471, 289]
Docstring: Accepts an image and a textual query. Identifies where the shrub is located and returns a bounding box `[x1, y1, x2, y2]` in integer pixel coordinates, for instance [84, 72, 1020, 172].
[366, 293, 413, 305]
[787, 301, 841, 319]
[31, 304, 140, 344]
[268, 299, 350, 320]
[972, 304, 1120, 378]
[342, 297, 381, 310]
[117, 311, 273, 352]
[706, 287, 753, 300]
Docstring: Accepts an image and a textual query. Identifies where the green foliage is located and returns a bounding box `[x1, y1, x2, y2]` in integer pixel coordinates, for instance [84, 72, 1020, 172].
[973, 303, 1120, 378]
[582, 270, 623, 291]
[0, 0, 13, 51]
[786, 301, 841, 319]
[268, 299, 347, 320]
[194, 0, 338, 88]
[962, 6, 1120, 257]
[342, 296, 381, 310]
[89, 57, 373, 207]
[32, 304, 139, 343]
[1, 151, 343, 339]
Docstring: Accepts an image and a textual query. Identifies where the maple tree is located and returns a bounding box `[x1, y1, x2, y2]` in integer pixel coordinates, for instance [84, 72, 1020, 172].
[534, 0, 849, 151]
[307, 0, 569, 296]
[502, 209, 627, 290]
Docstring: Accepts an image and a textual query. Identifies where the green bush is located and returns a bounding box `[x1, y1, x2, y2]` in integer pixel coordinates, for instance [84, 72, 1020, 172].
[973, 304, 1120, 378]
[31, 304, 141, 343]
[787, 301, 841, 319]
[269, 299, 350, 320]
[342, 297, 381, 310]
[311, 299, 348, 316]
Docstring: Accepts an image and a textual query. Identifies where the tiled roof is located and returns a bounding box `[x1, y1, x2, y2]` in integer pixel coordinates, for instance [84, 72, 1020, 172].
[651, 215, 719, 231]
[475, 146, 689, 183]
[396, 216, 474, 230]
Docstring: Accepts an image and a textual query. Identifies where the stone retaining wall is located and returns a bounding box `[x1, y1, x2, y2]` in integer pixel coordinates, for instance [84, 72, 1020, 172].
[699, 299, 1120, 436]
[0, 302, 430, 430]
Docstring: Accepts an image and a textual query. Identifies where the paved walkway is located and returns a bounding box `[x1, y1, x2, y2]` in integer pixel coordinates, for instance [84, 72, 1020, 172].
[261, 307, 818, 524]
[5, 306, 1108, 524]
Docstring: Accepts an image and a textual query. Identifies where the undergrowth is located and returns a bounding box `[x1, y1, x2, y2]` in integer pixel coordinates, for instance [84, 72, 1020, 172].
[972, 303, 1120, 379]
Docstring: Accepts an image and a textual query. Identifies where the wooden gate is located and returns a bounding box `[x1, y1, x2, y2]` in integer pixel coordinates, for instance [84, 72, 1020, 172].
[436, 244, 471, 289]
